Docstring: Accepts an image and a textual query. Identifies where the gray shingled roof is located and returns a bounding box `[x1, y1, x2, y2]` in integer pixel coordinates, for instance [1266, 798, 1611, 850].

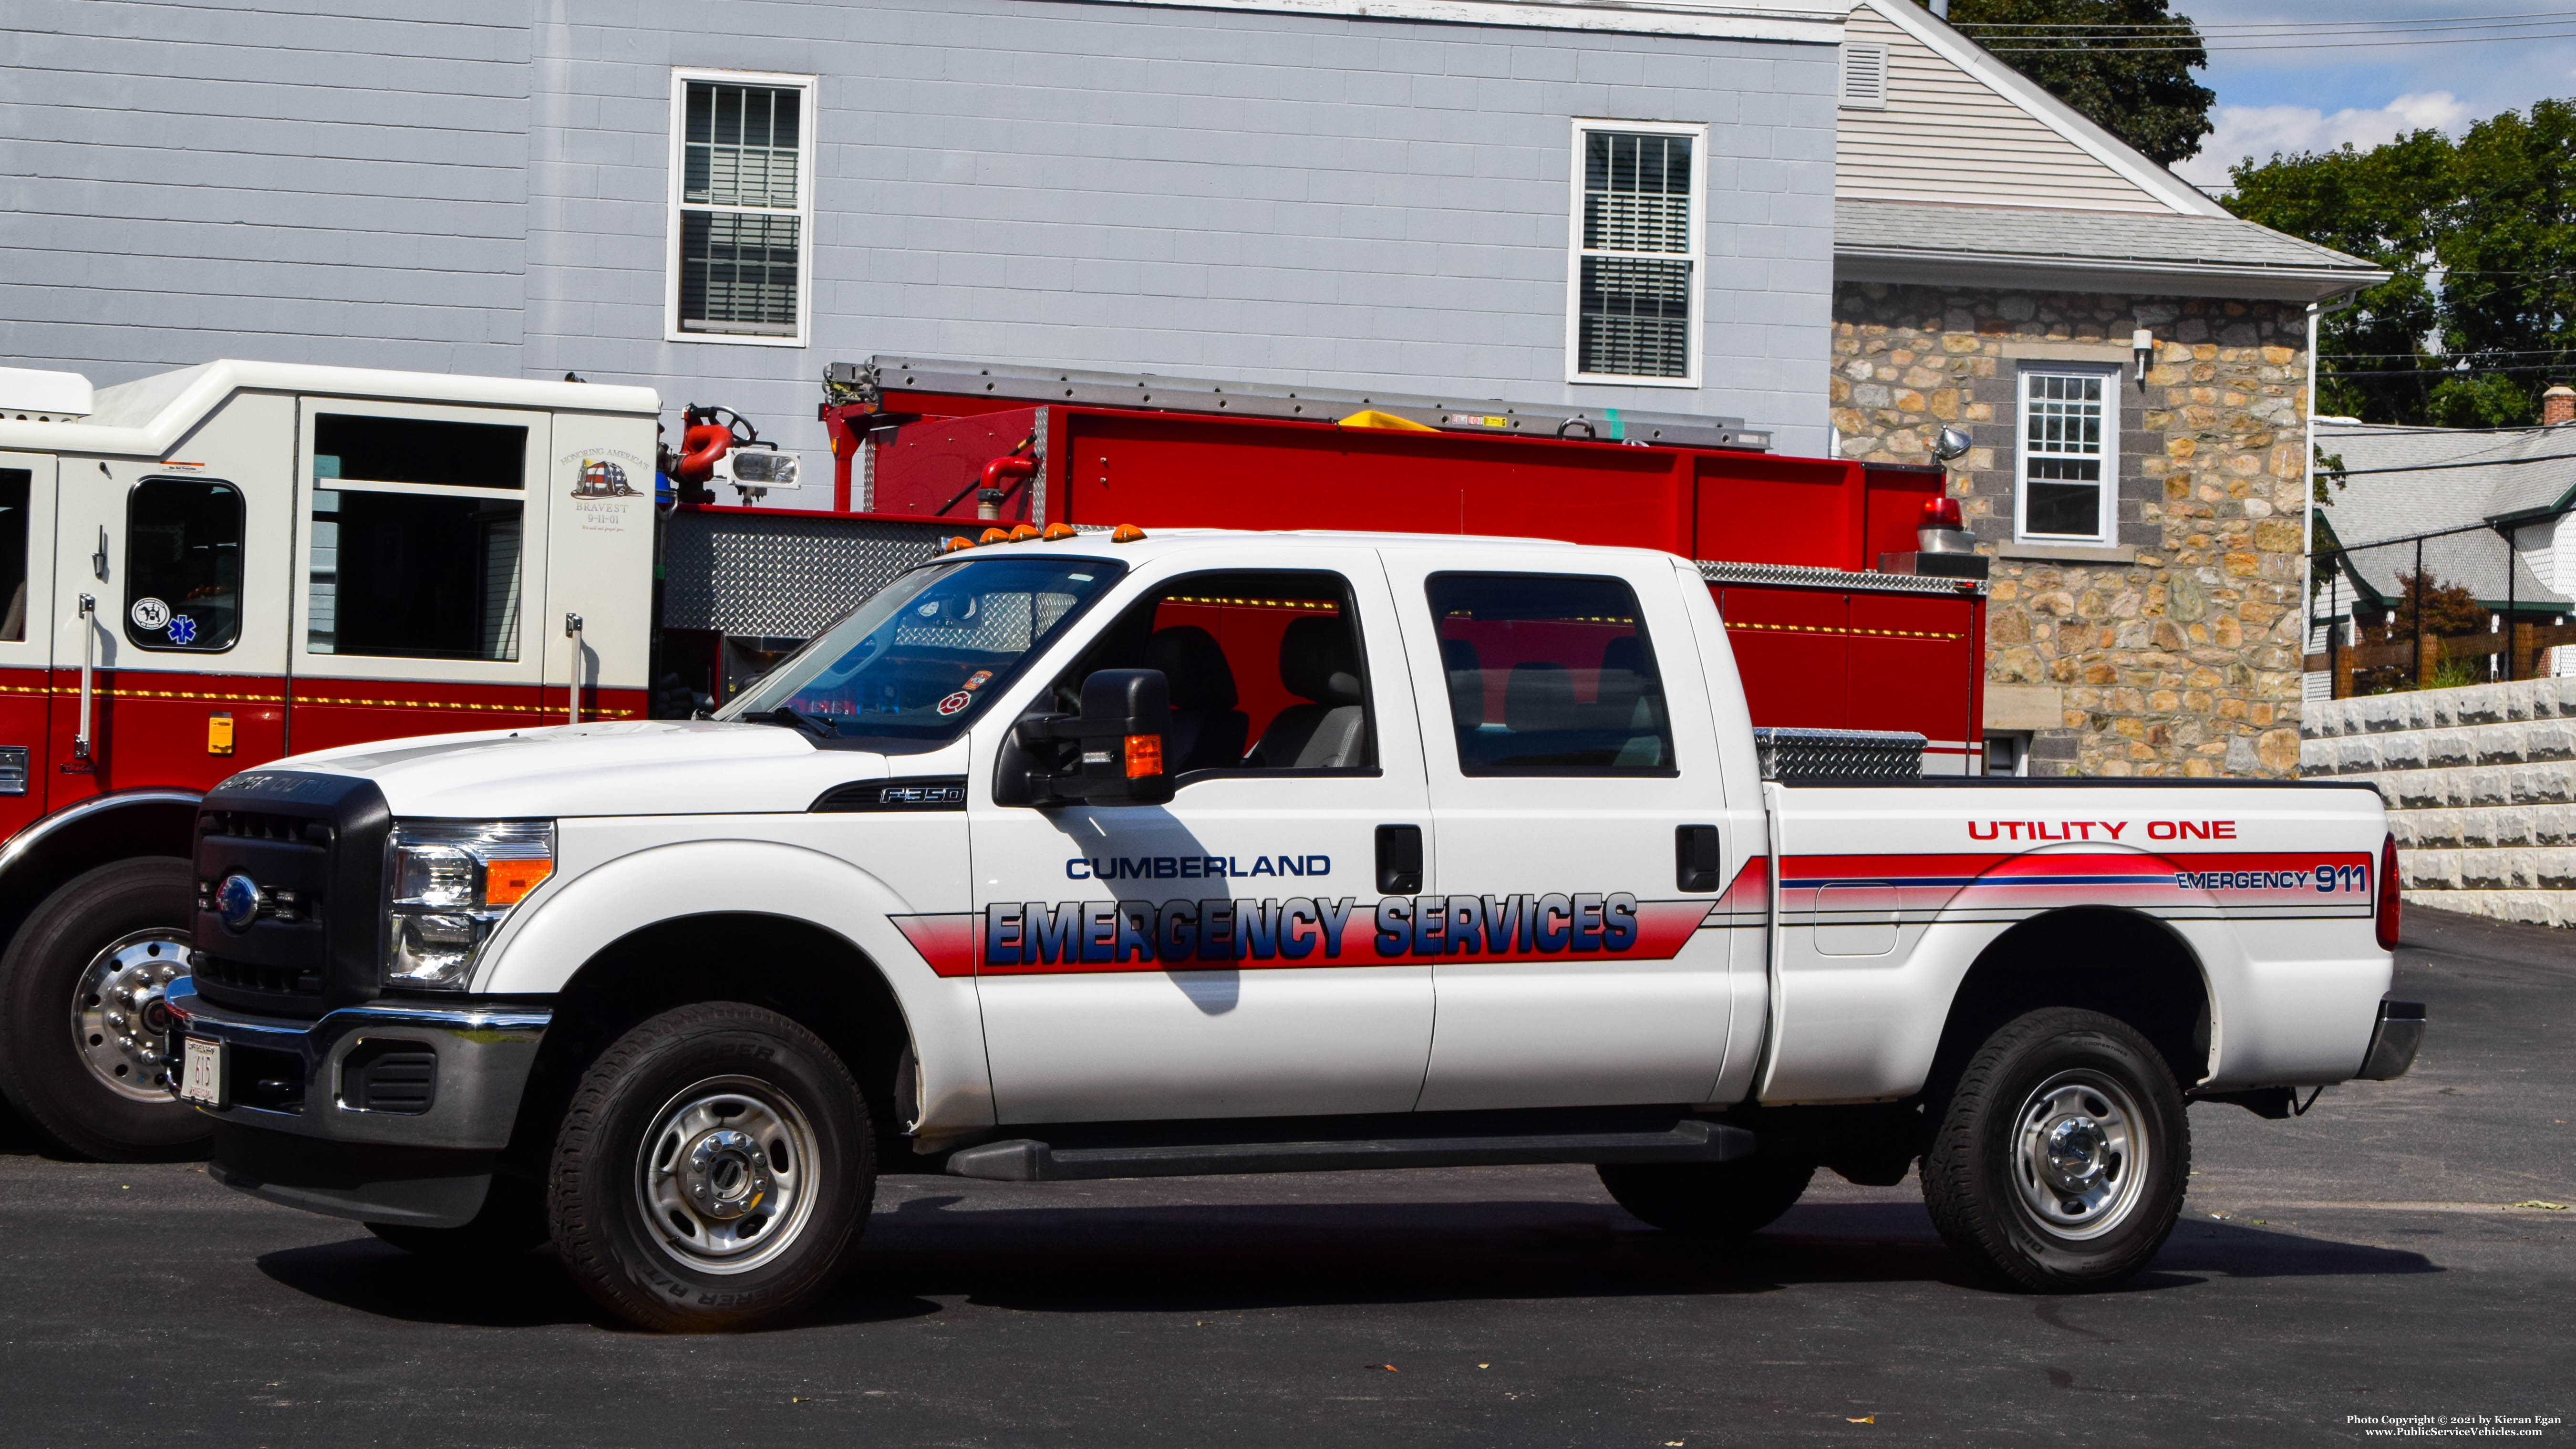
[2313, 418, 2576, 610]
[1836, 199, 2385, 288]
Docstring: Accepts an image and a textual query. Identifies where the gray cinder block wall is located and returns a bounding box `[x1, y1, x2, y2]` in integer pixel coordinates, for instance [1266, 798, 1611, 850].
[3, 0, 1839, 459]
[2302, 678, 2576, 926]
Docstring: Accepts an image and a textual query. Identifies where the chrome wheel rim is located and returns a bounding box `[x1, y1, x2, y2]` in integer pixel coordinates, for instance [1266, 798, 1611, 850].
[2011, 1069, 2148, 1242]
[72, 931, 191, 1102]
[634, 1076, 821, 1275]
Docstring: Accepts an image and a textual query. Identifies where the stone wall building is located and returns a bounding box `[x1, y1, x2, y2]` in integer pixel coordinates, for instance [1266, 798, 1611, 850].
[1830, 1, 2381, 776]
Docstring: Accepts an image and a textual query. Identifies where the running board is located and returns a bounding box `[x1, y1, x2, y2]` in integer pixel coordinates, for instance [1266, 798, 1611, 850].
[943, 1117, 1753, 1183]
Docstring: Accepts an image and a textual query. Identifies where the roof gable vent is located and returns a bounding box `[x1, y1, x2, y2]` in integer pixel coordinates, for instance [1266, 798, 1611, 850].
[0, 367, 94, 421]
[1841, 42, 1888, 109]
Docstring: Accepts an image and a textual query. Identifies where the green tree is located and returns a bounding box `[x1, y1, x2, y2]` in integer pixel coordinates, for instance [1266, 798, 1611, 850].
[1942, 0, 2215, 166]
[2227, 101, 2576, 427]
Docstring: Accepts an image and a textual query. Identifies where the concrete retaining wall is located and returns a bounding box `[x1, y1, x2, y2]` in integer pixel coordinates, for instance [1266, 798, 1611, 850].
[2301, 677, 2576, 926]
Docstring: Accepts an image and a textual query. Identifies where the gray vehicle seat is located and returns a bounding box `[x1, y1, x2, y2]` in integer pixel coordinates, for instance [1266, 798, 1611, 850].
[1439, 636, 1483, 726]
[1144, 624, 1249, 772]
[1245, 616, 1369, 769]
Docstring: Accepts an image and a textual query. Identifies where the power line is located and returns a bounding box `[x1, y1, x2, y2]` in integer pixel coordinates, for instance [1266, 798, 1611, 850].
[1952, 8, 2576, 27]
[1983, 31, 2576, 52]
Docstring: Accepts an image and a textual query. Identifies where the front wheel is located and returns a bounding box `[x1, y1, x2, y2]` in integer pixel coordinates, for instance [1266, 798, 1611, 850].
[0, 858, 208, 1161]
[548, 1003, 874, 1332]
[1921, 1007, 2189, 1292]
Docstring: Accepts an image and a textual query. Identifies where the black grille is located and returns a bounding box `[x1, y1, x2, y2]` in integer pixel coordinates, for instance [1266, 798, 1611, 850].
[342, 1043, 435, 1114]
[190, 771, 391, 1021]
[193, 954, 325, 998]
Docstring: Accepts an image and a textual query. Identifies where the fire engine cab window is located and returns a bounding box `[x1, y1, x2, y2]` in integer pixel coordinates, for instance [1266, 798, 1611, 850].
[1427, 573, 1675, 775]
[313, 414, 526, 491]
[0, 469, 27, 642]
[307, 490, 523, 662]
[124, 478, 243, 653]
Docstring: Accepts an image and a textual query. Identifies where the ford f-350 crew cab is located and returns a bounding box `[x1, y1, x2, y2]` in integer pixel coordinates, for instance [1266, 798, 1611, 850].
[166, 529, 2422, 1331]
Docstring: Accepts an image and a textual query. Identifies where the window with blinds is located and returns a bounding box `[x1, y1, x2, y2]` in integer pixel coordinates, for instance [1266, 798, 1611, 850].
[1569, 124, 1703, 385]
[2017, 369, 2119, 542]
[668, 72, 814, 343]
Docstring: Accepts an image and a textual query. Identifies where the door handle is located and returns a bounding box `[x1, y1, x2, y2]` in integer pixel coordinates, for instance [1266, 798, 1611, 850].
[1375, 824, 1422, 894]
[73, 594, 96, 762]
[564, 612, 585, 724]
[1676, 824, 1723, 892]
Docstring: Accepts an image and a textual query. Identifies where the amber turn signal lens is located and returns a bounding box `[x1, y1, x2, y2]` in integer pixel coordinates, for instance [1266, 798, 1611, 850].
[1042, 522, 1077, 540]
[1123, 733, 1163, 778]
[1110, 523, 1147, 543]
[484, 857, 554, 907]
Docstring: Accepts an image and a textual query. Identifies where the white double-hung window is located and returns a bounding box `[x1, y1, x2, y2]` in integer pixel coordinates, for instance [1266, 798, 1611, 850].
[2016, 368, 2120, 542]
[665, 69, 816, 345]
[1567, 121, 1706, 387]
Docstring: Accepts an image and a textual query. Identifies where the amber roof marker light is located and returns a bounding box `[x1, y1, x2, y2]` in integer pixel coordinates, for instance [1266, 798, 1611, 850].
[1111, 524, 1148, 543]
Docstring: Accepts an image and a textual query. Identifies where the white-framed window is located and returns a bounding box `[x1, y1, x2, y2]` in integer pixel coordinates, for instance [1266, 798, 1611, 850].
[1565, 119, 1706, 388]
[1840, 43, 1889, 109]
[664, 68, 816, 346]
[2015, 367, 2120, 543]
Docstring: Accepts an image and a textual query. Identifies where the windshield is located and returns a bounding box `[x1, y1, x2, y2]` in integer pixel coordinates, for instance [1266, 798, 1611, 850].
[716, 556, 1124, 742]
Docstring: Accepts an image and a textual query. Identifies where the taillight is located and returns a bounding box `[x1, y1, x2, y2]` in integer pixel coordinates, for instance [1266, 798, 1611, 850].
[2375, 831, 2401, 950]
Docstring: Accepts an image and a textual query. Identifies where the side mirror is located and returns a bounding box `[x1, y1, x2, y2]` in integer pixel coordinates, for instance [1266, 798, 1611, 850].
[1012, 668, 1174, 807]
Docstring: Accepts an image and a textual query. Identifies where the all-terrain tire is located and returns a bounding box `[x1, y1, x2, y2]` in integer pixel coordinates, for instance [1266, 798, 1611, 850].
[0, 858, 208, 1161]
[1921, 1007, 2189, 1293]
[548, 1002, 873, 1332]
[1598, 1153, 1818, 1238]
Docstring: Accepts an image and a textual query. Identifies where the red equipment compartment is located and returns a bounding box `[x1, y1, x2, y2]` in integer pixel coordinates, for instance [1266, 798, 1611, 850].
[829, 386, 1988, 769]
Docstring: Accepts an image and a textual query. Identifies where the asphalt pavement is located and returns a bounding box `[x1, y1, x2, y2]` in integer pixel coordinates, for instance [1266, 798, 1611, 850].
[2, 907, 2568, 1447]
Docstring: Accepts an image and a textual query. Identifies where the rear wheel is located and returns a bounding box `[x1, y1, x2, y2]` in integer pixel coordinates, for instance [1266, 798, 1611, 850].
[1921, 1007, 2188, 1292]
[1598, 1154, 1817, 1238]
[548, 1003, 873, 1332]
[0, 859, 207, 1161]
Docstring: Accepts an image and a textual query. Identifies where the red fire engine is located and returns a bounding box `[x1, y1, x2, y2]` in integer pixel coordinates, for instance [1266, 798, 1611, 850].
[0, 354, 1984, 1161]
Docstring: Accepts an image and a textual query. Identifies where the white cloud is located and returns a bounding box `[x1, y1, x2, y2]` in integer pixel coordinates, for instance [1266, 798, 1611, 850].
[2176, 92, 2472, 189]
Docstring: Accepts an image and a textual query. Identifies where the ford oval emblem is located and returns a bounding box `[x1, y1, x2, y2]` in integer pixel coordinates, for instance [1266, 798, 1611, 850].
[216, 873, 262, 934]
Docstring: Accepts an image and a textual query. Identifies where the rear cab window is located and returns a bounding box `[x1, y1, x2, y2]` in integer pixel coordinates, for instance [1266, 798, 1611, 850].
[307, 412, 527, 662]
[1427, 572, 1675, 775]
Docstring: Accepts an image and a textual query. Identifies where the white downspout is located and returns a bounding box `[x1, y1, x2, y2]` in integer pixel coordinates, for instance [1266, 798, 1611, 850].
[2303, 301, 2321, 705]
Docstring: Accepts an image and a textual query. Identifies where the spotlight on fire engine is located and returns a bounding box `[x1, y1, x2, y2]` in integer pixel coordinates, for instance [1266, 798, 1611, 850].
[1933, 426, 1971, 465]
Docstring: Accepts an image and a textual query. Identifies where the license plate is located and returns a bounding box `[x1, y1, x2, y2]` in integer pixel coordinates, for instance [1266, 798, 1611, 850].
[177, 1037, 224, 1107]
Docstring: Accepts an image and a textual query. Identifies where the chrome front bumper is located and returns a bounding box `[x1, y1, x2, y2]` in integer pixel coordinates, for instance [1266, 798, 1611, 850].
[164, 978, 550, 1152]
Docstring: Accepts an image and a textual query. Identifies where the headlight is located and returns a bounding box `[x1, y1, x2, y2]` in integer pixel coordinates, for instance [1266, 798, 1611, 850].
[384, 820, 554, 990]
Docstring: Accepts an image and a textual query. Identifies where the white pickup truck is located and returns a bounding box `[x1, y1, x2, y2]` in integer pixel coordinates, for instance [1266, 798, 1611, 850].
[166, 528, 2421, 1331]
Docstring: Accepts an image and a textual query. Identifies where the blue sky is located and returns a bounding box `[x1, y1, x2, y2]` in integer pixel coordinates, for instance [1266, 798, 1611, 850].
[2174, 5, 2576, 187]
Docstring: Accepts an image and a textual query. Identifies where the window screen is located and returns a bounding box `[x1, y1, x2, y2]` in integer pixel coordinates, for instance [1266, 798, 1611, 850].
[125, 478, 243, 652]
[2019, 370, 2113, 540]
[676, 80, 805, 336]
[0, 470, 26, 643]
[314, 414, 526, 490]
[307, 490, 522, 662]
[1575, 130, 1696, 380]
[1428, 573, 1675, 775]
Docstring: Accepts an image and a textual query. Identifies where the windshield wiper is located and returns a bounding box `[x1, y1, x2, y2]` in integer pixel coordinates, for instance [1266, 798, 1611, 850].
[742, 706, 839, 739]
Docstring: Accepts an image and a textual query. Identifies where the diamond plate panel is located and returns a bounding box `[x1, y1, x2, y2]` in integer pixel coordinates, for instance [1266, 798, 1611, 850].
[662, 510, 951, 638]
[1750, 726, 1926, 783]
